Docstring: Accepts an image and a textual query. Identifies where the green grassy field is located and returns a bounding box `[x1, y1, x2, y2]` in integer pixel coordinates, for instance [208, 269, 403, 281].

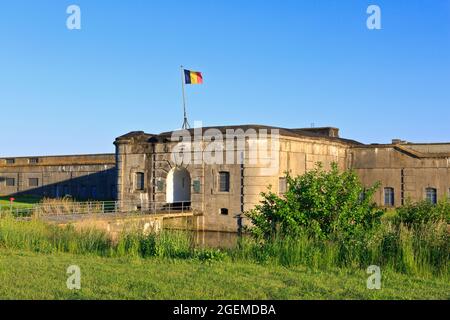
[0, 195, 41, 209]
[0, 248, 448, 300]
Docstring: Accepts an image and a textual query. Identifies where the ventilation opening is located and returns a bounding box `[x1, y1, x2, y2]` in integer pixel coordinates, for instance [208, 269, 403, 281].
[220, 208, 229, 215]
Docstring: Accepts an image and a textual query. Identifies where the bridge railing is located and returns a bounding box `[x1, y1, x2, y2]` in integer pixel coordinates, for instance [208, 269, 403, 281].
[0, 200, 192, 218]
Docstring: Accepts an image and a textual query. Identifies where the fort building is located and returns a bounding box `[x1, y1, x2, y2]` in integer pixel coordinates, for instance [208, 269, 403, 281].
[114, 125, 450, 232]
[1, 125, 449, 232]
[0, 154, 116, 200]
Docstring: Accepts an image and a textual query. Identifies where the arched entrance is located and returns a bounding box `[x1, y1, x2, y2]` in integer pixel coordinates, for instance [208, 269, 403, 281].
[166, 167, 191, 204]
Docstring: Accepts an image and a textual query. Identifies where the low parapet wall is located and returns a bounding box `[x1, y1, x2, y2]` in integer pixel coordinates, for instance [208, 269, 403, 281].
[42, 212, 199, 240]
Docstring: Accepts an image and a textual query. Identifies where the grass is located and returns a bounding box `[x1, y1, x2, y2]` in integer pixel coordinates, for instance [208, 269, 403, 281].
[0, 195, 41, 209]
[0, 248, 448, 300]
[0, 211, 448, 299]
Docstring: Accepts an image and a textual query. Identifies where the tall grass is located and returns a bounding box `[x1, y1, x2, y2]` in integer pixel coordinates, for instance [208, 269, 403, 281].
[230, 221, 449, 277]
[0, 216, 204, 260]
[0, 215, 448, 277]
[0, 216, 112, 255]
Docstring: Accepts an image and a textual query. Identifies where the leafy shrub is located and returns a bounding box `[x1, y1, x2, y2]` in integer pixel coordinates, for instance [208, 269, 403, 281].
[245, 163, 383, 241]
[396, 199, 450, 225]
[195, 249, 227, 263]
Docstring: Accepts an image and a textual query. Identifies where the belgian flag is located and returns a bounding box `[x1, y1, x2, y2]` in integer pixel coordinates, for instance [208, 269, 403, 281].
[184, 69, 203, 84]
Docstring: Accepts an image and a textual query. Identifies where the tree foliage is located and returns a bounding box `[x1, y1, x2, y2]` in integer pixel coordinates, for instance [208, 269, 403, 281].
[396, 199, 450, 225]
[245, 163, 383, 241]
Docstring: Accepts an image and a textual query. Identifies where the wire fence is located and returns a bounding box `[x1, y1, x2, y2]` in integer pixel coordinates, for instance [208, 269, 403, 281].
[0, 200, 192, 218]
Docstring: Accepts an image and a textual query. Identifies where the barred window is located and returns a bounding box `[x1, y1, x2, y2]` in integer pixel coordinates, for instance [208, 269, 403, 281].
[136, 172, 145, 191]
[28, 178, 39, 187]
[279, 177, 287, 195]
[384, 187, 395, 207]
[219, 172, 230, 192]
[29, 158, 39, 164]
[426, 188, 437, 205]
[6, 178, 15, 187]
[6, 159, 15, 164]
[193, 180, 201, 193]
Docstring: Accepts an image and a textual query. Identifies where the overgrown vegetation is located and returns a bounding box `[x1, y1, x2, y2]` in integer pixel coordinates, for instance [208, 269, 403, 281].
[243, 163, 449, 277]
[0, 163, 448, 297]
[245, 163, 383, 241]
[1, 197, 111, 217]
[396, 199, 450, 225]
[0, 216, 224, 263]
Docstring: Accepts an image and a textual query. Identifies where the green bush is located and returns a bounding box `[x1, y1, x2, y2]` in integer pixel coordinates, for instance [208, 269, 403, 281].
[396, 199, 450, 225]
[195, 249, 227, 263]
[227, 222, 449, 276]
[245, 162, 383, 241]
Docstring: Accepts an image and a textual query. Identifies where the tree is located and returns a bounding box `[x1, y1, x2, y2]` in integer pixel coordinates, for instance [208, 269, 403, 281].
[245, 163, 383, 241]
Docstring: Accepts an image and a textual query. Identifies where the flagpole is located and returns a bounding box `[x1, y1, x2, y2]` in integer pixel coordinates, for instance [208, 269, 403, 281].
[180, 65, 190, 129]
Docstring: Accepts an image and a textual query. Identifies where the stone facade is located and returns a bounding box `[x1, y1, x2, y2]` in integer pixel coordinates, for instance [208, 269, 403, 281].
[114, 125, 450, 232]
[2, 125, 448, 232]
[0, 154, 116, 200]
[351, 143, 450, 206]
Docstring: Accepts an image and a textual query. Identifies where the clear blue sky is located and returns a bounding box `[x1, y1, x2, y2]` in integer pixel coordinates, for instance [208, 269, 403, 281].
[1, 0, 449, 156]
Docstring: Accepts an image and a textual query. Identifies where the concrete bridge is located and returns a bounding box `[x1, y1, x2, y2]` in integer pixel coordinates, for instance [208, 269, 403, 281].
[43, 211, 200, 239]
[15, 200, 203, 238]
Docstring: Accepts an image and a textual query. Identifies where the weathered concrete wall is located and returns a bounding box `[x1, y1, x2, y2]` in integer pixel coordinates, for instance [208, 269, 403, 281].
[44, 212, 196, 241]
[350, 145, 450, 206]
[6, 125, 447, 233]
[0, 154, 116, 200]
[115, 127, 354, 232]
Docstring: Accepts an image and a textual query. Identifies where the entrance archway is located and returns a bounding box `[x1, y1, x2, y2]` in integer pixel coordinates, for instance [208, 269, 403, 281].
[166, 167, 191, 204]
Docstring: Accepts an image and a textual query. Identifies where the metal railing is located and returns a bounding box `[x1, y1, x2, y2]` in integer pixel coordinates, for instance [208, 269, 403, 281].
[0, 200, 192, 218]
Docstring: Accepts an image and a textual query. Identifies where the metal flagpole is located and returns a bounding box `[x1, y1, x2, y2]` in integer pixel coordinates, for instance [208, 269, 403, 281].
[180, 65, 190, 129]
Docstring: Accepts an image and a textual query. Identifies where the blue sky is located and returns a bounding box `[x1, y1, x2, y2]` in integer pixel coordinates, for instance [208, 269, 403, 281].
[1, 0, 449, 156]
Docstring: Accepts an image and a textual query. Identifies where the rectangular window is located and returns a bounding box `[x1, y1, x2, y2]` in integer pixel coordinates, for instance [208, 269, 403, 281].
[426, 188, 437, 205]
[6, 178, 15, 187]
[193, 180, 201, 193]
[29, 158, 39, 164]
[279, 177, 287, 195]
[384, 187, 395, 207]
[28, 178, 39, 187]
[359, 191, 366, 202]
[220, 208, 229, 215]
[6, 159, 15, 164]
[156, 179, 164, 192]
[219, 171, 230, 192]
[136, 172, 145, 191]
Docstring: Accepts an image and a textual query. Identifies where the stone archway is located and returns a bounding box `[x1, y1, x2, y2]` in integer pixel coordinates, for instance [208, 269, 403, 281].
[166, 167, 191, 204]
